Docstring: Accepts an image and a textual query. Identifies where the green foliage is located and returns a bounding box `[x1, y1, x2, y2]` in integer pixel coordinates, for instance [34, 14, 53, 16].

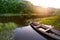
[0, 0, 34, 14]
[0, 0, 18, 13]
[0, 22, 17, 40]
[0, 0, 34, 26]
[0, 22, 17, 31]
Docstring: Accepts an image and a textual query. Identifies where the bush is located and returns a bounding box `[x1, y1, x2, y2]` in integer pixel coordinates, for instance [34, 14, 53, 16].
[0, 22, 17, 40]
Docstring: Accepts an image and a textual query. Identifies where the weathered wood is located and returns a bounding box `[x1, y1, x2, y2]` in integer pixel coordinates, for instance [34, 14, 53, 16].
[30, 23, 60, 40]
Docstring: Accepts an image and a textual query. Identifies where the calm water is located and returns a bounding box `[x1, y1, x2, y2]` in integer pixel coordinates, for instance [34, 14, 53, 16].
[14, 25, 47, 40]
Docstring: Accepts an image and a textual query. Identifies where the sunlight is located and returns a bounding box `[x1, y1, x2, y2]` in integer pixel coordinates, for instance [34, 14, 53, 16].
[27, 0, 60, 8]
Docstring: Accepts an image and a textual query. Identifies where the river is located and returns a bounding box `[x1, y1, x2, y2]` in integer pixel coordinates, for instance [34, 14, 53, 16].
[14, 25, 47, 40]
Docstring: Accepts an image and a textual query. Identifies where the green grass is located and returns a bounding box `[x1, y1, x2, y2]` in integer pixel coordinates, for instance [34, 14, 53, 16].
[40, 16, 60, 30]
[0, 22, 17, 40]
[32, 16, 60, 30]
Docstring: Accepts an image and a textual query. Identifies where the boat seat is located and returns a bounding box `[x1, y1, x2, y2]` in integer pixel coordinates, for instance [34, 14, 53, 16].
[38, 28, 47, 32]
[38, 27, 51, 32]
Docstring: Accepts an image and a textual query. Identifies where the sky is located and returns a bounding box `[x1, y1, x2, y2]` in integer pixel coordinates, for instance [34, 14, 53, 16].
[26, 0, 60, 8]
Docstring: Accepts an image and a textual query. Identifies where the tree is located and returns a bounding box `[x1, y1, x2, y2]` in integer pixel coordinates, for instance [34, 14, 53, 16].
[0, 0, 34, 14]
[0, 0, 35, 26]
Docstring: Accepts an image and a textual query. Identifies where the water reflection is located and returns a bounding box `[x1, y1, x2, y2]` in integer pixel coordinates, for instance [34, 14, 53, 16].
[14, 25, 47, 40]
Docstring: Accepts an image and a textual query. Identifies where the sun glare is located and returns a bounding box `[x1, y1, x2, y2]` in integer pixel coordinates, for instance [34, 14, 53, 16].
[27, 0, 60, 8]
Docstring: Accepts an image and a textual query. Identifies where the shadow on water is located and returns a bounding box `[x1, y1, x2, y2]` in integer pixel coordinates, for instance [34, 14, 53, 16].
[14, 25, 47, 40]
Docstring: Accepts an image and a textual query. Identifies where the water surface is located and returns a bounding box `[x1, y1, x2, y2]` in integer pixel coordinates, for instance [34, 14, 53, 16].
[14, 25, 47, 40]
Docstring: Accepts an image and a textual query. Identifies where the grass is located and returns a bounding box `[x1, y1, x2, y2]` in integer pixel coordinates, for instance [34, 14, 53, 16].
[0, 22, 17, 40]
[31, 16, 60, 30]
[40, 16, 60, 30]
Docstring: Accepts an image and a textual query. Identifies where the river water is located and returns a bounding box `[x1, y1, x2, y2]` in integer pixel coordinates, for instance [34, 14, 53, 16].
[14, 25, 47, 40]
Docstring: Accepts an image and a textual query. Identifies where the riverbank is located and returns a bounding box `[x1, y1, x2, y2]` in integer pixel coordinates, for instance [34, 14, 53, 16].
[31, 16, 60, 30]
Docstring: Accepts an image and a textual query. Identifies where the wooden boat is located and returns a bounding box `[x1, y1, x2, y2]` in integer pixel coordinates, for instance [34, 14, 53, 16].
[30, 22, 60, 40]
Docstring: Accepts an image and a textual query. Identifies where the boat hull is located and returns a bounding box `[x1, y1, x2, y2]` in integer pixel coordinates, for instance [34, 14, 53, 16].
[30, 24, 60, 40]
